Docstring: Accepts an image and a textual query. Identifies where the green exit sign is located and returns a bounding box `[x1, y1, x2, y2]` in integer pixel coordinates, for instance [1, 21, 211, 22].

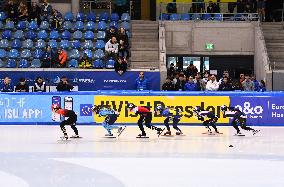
[205, 43, 214, 50]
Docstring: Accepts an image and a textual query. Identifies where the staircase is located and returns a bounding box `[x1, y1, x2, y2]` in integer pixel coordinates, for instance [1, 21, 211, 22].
[262, 22, 284, 69]
[130, 20, 159, 69]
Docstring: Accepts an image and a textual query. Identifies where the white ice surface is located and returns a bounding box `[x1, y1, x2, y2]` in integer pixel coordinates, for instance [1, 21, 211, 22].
[0, 170, 29, 187]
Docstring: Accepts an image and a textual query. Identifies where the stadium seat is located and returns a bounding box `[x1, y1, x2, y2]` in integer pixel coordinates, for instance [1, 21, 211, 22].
[38, 30, 49, 40]
[33, 49, 44, 59]
[16, 21, 27, 30]
[76, 12, 86, 21]
[2, 30, 12, 40]
[18, 59, 29, 68]
[61, 30, 71, 40]
[11, 39, 22, 49]
[106, 58, 115, 69]
[160, 13, 169, 20]
[20, 49, 32, 59]
[111, 13, 119, 22]
[0, 12, 6, 21]
[181, 13, 190, 20]
[93, 59, 104, 68]
[35, 39, 46, 49]
[69, 49, 80, 59]
[0, 49, 7, 58]
[25, 30, 37, 40]
[8, 49, 19, 59]
[60, 40, 71, 49]
[97, 21, 107, 31]
[6, 59, 17, 68]
[72, 40, 81, 49]
[95, 40, 105, 49]
[0, 59, 5, 67]
[121, 13, 130, 21]
[214, 14, 223, 21]
[23, 39, 34, 49]
[99, 12, 109, 22]
[87, 12, 96, 22]
[74, 21, 85, 31]
[30, 59, 41, 68]
[5, 21, 15, 30]
[83, 40, 94, 49]
[97, 31, 106, 40]
[94, 49, 104, 59]
[50, 30, 60, 40]
[121, 21, 130, 30]
[40, 21, 50, 30]
[0, 21, 3, 30]
[109, 21, 118, 29]
[84, 31, 95, 40]
[14, 30, 24, 40]
[192, 14, 201, 21]
[0, 39, 9, 48]
[28, 21, 38, 30]
[170, 14, 181, 21]
[83, 49, 93, 59]
[203, 14, 211, 20]
[64, 12, 74, 21]
[73, 30, 83, 40]
[68, 59, 78, 68]
[48, 40, 58, 49]
[62, 21, 73, 31]
[85, 21, 96, 30]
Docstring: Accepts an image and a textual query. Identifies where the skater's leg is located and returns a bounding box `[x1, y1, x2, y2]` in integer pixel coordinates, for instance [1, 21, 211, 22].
[70, 124, 79, 135]
[60, 120, 68, 136]
[232, 120, 240, 133]
[172, 117, 182, 132]
[239, 118, 254, 131]
[68, 115, 78, 135]
[138, 116, 146, 135]
[210, 117, 219, 133]
[203, 120, 211, 132]
[164, 117, 170, 131]
[102, 121, 112, 135]
[145, 114, 162, 132]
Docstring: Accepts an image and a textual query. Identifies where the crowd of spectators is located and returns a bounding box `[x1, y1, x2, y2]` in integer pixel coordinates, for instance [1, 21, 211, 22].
[163, 62, 266, 92]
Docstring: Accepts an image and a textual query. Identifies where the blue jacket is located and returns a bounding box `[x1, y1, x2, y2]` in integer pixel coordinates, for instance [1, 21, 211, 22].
[184, 82, 197, 91]
[136, 77, 148, 91]
[1, 83, 13, 92]
[253, 80, 260, 91]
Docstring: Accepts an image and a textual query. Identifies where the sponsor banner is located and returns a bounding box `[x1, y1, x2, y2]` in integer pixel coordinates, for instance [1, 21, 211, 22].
[94, 95, 230, 124]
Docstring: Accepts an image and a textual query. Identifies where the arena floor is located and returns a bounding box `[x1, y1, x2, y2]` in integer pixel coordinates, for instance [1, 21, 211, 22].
[0, 126, 283, 187]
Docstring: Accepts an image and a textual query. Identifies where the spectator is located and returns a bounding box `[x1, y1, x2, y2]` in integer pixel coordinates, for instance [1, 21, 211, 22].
[18, 2, 28, 21]
[185, 61, 198, 78]
[114, 57, 127, 75]
[207, 1, 215, 13]
[135, 71, 148, 91]
[194, 73, 205, 91]
[166, 0, 177, 14]
[239, 73, 245, 84]
[202, 71, 210, 83]
[6, 0, 18, 21]
[54, 48, 68, 68]
[228, 2, 237, 13]
[218, 77, 233, 91]
[168, 63, 176, 78]
[40, 0, 52, 21]
[34, 77, 46, 92]
[42, 46, 54, 68]
[56, 76, 74, 92]
[1, 77, 13, 92]
[15, 78, 29, 92]
[172, 72, 179, 85]
[232, 79, 243, 91]
[259, 80, 266, 92]
[185, 76, 198, 91]
[50, 9, 63, 29]
[206, 74, 219, 91]
[29, 2, 41, 23]
[219, 71, 231, 84]
[105, 36, 119, 61]
[78, 53, 92, 69]
[105, 26, 119, 42]
[175, 74, 186, 91]
[162, 77, 175, 91]
[257, 0, 266, 21]
[118, 27, 129, 63]
[251, 75, 260, 91]
[242, 75, 254, 91]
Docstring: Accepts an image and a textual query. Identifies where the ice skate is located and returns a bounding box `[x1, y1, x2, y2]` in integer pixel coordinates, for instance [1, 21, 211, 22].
[163, 131, 171, 136]
[253, 129, 260, 135]
[136, 133, 149, 138]
[234, 132, 245, 136]
[105, 133, 114, 137]
[117, 126, 126, 137]
[60, 134, 68, 140]
[176, 131, 183, 136]
[70, 135, 82, 138]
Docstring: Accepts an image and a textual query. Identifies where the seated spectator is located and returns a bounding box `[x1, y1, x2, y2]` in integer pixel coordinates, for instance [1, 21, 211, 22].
[114, 57, 127, 75]
[1, 77, 13, 92]
[185, 61, 198, 78]
[15, 78, 29, 92]
[239, 73, 245, 84]
[50, 9, 63, 29]
[42, 46, 55, 68]
[242, 75, 254, 91]
[135, 71, 148, 91]
[218, 77, 233, 91]
[105, 26, 119, 42]
[194, 73, 205, 91]
[105, 36, 119, 61]
[232, 79, 243, 91]
[6, 0, 18, 21]
[18, 2, 29, 21]
[34, 77, 46, 92]
[54, 48, 68, 68]
[251, 75, 260, 91]
[259, 80, 266, 92]
[166, 1, 177, 13]
[219, 71, 231, 84]
[29, 2, 41, 24]
[56, 76, 74, 92]
[185, 76, 198, 91]
[118, 27, 129, 63]
[40, 0, 52, 21]
[162, 77, 175, 91]
[175, 74, 186, 91]
[78, 53, 92, 69]
[206, 74, 219, 91]
[207, 1, 215, 13]
[202, 71, 210, 83]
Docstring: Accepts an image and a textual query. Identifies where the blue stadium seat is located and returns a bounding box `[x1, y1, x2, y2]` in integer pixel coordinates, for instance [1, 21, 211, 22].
[73, 30, 83, 40]
[61, 30, 71, 40]
[76, 12, 86, 21]
[203, 14, 211, 20]
[8, 49, 20, 59]
[0, 21, 3, 30]
[86, 21, 96, 30]
[94, 49, 104, 59]
[0, 49, 7, 58]
[20, 49, 32, 59]
[18, 59, 29, 68]
[121, 13, 130, 21]
[16, 21, 27, 30]
[0, 39, 9, 48]
[93, 59, 104, 68]
[35, 39, 46, 49]
[192, 14, 201, 21]
[170, 14, 181, 21]
[0, 59, 5, 67]
[6, 59, 17, 68]
[95, 40, 105, 49]
[62, 21, 73, 31]
[5, 21, 15, 30]
[33, 49, 44, 59]
[97, 31, 106, 39]
[121, 21, 130, 30]
[181, 13, 190, 20]
[160, 13, 169, 20]
[214, 14, 223, 21]
[40, 21, 49, 30]
[64, 12, 74, 21]
[0, 12, 6, 21]
[28, 21, 38, 30]
[74, 21, 85, 31]
[69, 49, 80, 59]
[97, 21, 107, 31]
[48, 40, 58, 49]
[83, 40, 94, 49]
[25, 30, 37, 40]
[2, 30, 12, 40]
[83, 49, 93, 59]
[11, 39, 22, 49]
[72, 40, 81, 49]
[60, 40, 71, 49]
[111, 13, 119, 22]
[23, 39, 34, 49]
[38, 30, 49, 40]
[68, 59, 78, 68]
[99, 12, 109, 22]
[106, 58, 115, 69]
[14, 30, 24, 40]
[30, 59, 41, 68]
[109, 21, 118, 29]
[87, 12, 96, 22]
[50, 30, 60, 40]
[84, 31, 95, 40]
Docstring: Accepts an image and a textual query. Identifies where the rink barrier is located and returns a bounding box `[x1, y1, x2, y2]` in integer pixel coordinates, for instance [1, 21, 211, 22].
[0, 91, 284, 126]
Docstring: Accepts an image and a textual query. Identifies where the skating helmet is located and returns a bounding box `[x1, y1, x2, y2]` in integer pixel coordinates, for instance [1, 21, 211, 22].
[220, 105, 227, 111]
[51, 104, 61, 110]
[91, 105, 100, 112]
[193, 106, 201, 113]
[155, 104, 163, 111]
[127, 103, 135, 109]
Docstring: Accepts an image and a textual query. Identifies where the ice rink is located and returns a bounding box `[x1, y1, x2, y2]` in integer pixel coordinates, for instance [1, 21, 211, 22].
[0, 125, 284, 187]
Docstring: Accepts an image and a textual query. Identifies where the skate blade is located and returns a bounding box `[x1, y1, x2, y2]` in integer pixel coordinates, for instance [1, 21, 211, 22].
[136, 136, 149, 139]
[70, 136, 83, 139]
[161, 135, 175, 137]
[103, 136, 116, 138]
[234, 134, 245, 136]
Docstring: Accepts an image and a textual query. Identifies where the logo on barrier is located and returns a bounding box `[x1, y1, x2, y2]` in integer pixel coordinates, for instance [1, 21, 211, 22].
[235, 102, 263, 118]
[80, 104, 93, 116]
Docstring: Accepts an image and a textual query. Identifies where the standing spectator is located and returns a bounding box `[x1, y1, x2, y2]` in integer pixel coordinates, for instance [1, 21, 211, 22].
[218, 77, 233, 91]
[185, 76, 198, 91]
[1, 77, 13, 92]
[118, 27, 129, 63]
[6, 0, 18, 21]
[29, 2, 41, 24]
[56, 76, 74, 92]
[105, 36, 119, 61]
[168, 63, 176, 78]
[206, 74, 219, 91]
[259, 80, 266, 92]
[78, 53, 92, 69]
[242, 75, 254, 91]
[185, 61, 198, 78]
[40, 0, 52, 21]
[175, 74, 186, 91]
[162, 77, 175, 91]
[251, 75, 260, 91]
[257, 0, 266, 21]
[15, 78, 29, 92]
[135, 71, 148, 91]
[54, 48, 68, 68]
[18, 2, 29, 21]
[105, 26, 119, 42]
[34, 77, 46, 92]
[42, 46, 54, 68]
[114, 57, 127, 75]
[50, 9, 63, 29]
